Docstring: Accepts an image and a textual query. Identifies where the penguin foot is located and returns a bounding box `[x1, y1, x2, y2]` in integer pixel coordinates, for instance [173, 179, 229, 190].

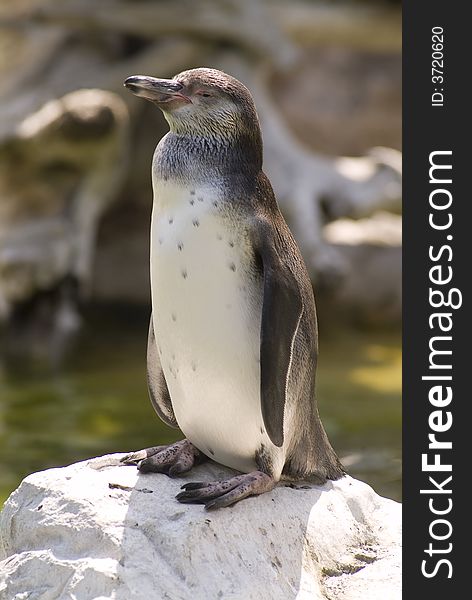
[176, 471, 276, 510]
[120, 439, 205, 477]
[120, 445, 167, 465]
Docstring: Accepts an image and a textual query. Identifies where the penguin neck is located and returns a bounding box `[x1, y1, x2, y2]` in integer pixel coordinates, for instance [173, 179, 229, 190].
[153, 129, 263, 186]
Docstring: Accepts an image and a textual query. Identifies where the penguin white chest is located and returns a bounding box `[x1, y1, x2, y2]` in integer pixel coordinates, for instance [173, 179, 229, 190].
[150, 181, 267, 472]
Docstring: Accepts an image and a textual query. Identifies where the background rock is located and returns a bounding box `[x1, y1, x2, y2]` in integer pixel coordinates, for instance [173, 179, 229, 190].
[0, 88, 129, 364]
[0, 454, 401, 600]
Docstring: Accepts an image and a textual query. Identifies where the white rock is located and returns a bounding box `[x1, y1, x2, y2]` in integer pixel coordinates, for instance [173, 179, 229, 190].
[0, 454, 401, 600]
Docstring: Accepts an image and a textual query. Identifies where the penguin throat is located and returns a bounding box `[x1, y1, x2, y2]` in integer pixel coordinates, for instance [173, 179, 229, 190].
[155, 130, 263, 181]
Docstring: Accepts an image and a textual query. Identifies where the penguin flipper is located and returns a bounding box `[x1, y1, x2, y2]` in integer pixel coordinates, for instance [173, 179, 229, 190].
[254, 219, 304, 448]
[147, 314, 179, 429]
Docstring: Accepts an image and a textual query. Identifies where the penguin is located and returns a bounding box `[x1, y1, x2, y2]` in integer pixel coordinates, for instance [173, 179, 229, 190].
[122, 68, 344, 509]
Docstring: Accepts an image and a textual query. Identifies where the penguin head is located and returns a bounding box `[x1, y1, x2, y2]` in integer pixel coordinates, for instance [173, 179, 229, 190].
[124, 68, 261, 141]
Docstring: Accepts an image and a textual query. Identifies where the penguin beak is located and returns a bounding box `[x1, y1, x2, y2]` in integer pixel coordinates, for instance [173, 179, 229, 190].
[124, 76, 191, 105]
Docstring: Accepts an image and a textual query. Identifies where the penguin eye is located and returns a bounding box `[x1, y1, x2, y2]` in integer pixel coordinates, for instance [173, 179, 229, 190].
[196, 91, 212, 98]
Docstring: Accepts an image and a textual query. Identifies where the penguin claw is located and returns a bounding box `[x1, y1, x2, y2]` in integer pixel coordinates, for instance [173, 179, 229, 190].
[176, 471, 276, 509]
[175, 492, 206, 504]
[120, 452, 146, 466]
[120, 445, 166, 465]
[180, 481, 208, 491]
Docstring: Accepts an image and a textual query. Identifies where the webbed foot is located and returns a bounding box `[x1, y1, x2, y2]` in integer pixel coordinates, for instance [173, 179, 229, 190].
[120, 439, 205, 477]
[176, 470, 276, 510]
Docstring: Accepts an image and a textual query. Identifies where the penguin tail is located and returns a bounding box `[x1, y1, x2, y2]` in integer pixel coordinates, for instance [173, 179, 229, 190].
[282, 416, 345, 483]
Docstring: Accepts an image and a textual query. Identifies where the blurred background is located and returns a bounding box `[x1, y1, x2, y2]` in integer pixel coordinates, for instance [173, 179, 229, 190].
[0, 0, 401, 503]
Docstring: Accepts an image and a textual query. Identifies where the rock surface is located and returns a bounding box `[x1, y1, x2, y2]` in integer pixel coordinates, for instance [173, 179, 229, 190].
[0, 454, 401, 600]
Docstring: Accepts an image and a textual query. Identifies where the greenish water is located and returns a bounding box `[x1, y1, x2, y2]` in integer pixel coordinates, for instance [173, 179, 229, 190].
[0, 307, 401, 505]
